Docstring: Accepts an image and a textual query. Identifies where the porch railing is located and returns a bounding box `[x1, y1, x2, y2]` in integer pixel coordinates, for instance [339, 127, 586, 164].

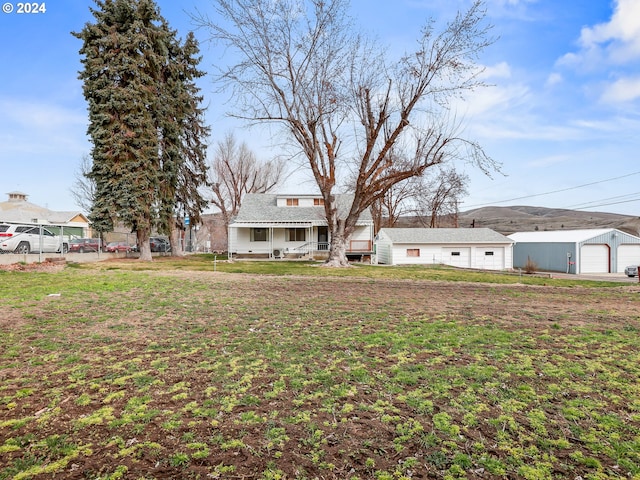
[293, 242, 329, 255]
[293, 240, 372, 255]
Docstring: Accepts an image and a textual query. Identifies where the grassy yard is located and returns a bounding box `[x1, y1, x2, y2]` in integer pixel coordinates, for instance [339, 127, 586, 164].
[1, 257, 639, 479]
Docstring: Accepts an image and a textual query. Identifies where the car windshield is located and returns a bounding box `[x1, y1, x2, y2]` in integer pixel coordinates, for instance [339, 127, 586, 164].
[0, 225, 8, 232]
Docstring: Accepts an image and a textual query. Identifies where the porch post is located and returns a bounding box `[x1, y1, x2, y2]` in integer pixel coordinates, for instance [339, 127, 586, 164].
[270, 226, 273, 258]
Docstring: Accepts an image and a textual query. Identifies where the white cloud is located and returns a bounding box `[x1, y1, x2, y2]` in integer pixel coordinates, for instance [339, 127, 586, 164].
[545, 73, 563, 87]
[0, 98, 88, 158]
[559, 0, 640, 69]
[601, 76, 640, 103]
[578, 0, 640, 61]
[479, 61, 512, 80]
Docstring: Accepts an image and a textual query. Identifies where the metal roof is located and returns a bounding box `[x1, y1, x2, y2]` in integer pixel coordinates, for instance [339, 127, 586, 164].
[231, 193, 373, 225]
[378, 228, 513, 244]
[0, 198, 88, 225]
[508, 229, 622, 243]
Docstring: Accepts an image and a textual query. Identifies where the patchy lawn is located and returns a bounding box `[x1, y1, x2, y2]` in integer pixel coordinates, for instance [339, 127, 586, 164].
[1, 264, 639, 479]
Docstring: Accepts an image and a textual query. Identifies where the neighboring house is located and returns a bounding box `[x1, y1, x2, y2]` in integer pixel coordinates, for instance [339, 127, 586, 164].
[198, 212, 228, 253]
[0, 191, 89, 237]
[228, 193, 374, 259]
[509, 228, 640, 274]
[376, 227, 514, 270]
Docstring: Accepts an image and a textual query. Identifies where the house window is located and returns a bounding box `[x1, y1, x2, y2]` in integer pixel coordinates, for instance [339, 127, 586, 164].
[451, 251, 461, 256]
[287, 228, 306, 242]
[485, 251, 494, 256]
[286, 198, 299, 206]
[407, 248, 420, 257]
[250, 228, 268, 242]
[314, 198, 324, 206]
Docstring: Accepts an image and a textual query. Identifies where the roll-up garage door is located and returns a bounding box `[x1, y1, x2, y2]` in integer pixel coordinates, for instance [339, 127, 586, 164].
[580, 244, 609, 273]
[617, 245, 640, 273]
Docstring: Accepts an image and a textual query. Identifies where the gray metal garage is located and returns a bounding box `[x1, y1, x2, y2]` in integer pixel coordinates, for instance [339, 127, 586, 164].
[509, 229, 640, 274]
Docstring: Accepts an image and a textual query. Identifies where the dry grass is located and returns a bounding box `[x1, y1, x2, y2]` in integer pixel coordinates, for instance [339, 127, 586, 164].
[1, 263, 639, 479]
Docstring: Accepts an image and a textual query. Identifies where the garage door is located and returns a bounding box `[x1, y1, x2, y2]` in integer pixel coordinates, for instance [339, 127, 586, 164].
[617, 244, 640, 273]
[580, 244, 609, 273]
[443, 247, 470, 268]
[479, 248, 504, 270]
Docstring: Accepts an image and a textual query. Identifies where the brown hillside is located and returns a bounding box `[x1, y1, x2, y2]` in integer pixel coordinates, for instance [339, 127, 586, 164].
[398, 205, 640, 236]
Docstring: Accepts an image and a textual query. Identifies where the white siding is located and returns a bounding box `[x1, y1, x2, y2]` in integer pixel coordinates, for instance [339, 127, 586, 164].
[275, 196, 324, 207]
[392, 245, 445, 265]
[350, 226, 373, 246]
[374, 233, 512, 270]
[580, 244, 609, 273]
[475, 247, 504, 270]
[375, 234, 393, 264]
[443, 247, 471, 268]
[236, 227, 271, 254]
[232, 224, 373, 255]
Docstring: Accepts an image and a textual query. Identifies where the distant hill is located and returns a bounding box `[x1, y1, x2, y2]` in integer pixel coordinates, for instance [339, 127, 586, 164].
[397, 206, 640, 236]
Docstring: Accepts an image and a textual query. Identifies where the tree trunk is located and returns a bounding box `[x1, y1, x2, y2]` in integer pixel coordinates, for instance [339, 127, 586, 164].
[137, 229, 153, 262]
[169, 222, 185, 257]
[323, 229, 351, 267]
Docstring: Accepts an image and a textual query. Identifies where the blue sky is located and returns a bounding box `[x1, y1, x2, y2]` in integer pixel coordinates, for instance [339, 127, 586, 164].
[1, 0, 639, 216]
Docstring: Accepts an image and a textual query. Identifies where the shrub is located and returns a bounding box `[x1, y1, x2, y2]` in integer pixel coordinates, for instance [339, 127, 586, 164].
[524, 256, 538, 274]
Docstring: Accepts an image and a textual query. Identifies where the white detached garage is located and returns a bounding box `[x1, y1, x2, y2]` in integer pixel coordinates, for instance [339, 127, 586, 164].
[509, 229, 640, 274]
[375, 228, 514, 270]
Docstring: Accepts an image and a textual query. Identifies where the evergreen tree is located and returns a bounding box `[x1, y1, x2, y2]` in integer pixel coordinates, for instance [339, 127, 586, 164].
[157, 29, 210, 255]
[74, 0, 209, 260]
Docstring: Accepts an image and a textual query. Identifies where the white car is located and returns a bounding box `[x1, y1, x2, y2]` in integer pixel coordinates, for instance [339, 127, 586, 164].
[0, 223, 69, 254]
[624, 265, 638, 277]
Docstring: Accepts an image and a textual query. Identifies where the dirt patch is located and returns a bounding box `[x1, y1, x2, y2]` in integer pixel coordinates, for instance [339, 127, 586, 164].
[0, 258, 66, 273]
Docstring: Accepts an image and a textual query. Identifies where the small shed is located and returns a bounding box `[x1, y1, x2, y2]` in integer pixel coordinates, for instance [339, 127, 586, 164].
[375, 228, 514, 270]
[508, 229, 640, 274]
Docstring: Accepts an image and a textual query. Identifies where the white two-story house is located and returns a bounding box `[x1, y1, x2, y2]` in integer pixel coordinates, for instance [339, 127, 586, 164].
[228, 193, 374, 259]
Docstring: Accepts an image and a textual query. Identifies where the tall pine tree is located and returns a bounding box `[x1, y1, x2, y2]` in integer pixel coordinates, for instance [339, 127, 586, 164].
[74, 0, 209, 260]
[157, 28, 210, 255]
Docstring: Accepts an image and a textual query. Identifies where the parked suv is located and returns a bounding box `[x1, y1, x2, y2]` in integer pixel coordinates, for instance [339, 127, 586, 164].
[150, 237, 170, 252]
[0, 223, 69, 254]
[68, 238, 105, 253]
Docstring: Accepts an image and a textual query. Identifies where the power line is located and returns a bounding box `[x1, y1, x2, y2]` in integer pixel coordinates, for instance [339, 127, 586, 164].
[565, 191, 640, 210]
[568, 196, 640, 212]
[462, 170, 640, 210]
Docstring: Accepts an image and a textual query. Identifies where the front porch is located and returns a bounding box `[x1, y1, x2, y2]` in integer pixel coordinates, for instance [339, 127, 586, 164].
[228, 223, 373, 260]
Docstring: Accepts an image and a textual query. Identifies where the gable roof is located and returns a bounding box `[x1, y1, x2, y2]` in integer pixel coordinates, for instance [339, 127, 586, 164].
[508, 229, 621, 243]
[231, 193, 373, 225]
[0, 198, 88, 225]
[378, 228, 513, 244]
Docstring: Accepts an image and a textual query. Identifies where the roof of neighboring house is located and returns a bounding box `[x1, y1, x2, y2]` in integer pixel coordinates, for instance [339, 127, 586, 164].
[0, 194, 88, 225]
[508, 229, 627, 243]
[378, 228, 513, 244]
[231, 193, 373, 225]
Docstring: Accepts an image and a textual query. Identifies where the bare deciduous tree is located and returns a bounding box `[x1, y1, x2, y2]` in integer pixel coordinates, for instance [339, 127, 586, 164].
[196, 0, 498, 266]
[370, 179, 417, 232]
[209, 133, 286, 227]
[70, 155, 95, 214]
[371, 167, 469, 230]
[415, 167, 469, 228]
